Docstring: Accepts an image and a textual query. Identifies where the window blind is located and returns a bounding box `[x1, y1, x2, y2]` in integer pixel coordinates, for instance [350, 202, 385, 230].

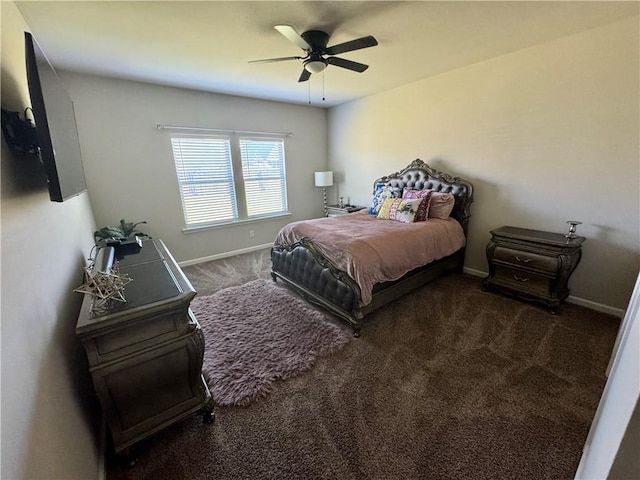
[170, 133, 288, 228]
[239, 138, 287, 218]
[171, 136, 237, 225]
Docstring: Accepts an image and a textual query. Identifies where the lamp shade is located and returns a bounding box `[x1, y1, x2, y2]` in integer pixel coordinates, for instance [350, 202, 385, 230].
[314, 171, 333, 187]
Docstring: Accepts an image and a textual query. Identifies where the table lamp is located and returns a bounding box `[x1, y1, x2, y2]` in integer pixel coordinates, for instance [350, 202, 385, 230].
[314, 171, 333, 217]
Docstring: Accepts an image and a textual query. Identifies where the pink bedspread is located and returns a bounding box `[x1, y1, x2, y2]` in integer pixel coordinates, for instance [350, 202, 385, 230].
[274, 211, 466, 305]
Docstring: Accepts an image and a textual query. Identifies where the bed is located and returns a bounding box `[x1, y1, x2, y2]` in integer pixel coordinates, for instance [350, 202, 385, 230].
[271, 159, 474, 336]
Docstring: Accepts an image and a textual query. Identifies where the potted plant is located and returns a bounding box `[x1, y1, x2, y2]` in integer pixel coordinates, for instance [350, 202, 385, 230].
[94, 219, 148, 247]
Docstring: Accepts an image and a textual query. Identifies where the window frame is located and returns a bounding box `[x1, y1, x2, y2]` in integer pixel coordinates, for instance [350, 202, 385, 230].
[170, 132, 290, 232]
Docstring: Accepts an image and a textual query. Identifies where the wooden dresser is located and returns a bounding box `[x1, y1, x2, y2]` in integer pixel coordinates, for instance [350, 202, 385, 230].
[482, 226, 585, 313]
[76, 239, 213, 458]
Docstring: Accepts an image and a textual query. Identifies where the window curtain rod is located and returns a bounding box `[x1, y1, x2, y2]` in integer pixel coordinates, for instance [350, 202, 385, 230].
[156, 123, 293, 137]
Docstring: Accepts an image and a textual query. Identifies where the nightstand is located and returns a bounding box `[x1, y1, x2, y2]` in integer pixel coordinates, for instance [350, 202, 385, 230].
[482, 226, 585, 313]
[326, 204, 366, 217]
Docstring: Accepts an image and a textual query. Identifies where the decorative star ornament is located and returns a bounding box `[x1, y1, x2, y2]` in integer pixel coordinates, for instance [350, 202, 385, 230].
[74, 262, 133, 312]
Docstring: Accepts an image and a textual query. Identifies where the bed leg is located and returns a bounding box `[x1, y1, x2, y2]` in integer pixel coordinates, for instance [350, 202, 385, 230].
[351, 319, 361, 338]
[270, 271, 277, 282]
[454, 249, 466, 274]
[350, 313, 363, 338]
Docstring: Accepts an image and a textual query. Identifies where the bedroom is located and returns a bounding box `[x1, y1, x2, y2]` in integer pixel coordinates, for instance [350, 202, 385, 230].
[1, 1, 638, 479]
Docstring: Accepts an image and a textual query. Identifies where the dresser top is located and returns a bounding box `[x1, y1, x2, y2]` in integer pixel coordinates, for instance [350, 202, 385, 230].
[490, 225, 585, 247]
[76, 239, 195, 334]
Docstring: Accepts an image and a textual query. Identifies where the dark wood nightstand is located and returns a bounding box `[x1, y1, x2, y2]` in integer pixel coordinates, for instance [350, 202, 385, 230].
[482, 226, 585, 313]
[326, 204, 366, 217]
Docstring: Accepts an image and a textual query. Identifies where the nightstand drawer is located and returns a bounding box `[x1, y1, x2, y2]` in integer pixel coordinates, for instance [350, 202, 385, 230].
[493, 265, 551, 296]
[483, 225, 584, 313]
[493, 246, 558, 273]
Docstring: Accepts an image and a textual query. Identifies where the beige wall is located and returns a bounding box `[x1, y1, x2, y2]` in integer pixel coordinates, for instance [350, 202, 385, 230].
[328, 16, 640, 311]
[3, 2, 636, 477]
[1, 1, 100, 478]
[59, 73, 328, 263]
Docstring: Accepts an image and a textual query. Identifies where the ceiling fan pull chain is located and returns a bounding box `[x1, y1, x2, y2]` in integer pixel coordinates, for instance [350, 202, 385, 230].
[322, 71, 325, 102]
[308, 79, 311, 105]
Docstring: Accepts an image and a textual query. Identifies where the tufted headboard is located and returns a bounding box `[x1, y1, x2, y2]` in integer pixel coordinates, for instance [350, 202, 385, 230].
[372, 159, 474, 235]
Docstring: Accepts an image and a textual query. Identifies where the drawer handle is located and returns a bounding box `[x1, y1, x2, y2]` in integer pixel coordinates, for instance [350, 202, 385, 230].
[513, 274, 530, 282]
[514, 256, 531, 263]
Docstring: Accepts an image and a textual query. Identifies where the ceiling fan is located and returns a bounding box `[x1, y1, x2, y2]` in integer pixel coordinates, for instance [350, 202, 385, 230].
[250, 25, 378, 82]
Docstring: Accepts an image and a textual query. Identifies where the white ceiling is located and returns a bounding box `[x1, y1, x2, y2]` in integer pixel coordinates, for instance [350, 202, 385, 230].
[15, 1, 639, 107]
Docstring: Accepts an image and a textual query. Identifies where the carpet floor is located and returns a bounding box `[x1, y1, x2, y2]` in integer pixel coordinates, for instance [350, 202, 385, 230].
[108, 250, 619, 480]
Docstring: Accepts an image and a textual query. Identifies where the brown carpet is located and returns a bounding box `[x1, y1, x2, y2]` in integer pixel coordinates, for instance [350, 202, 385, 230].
[108, 250, 619, 480]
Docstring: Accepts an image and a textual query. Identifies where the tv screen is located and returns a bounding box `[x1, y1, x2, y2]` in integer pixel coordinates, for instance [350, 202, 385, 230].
[24, 31, 87, 202]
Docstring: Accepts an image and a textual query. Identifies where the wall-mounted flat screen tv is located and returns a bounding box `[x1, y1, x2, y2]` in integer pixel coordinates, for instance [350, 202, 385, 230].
[24, 31, 87, 202]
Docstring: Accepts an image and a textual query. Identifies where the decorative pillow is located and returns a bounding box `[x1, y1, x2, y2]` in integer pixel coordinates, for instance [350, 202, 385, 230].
[428, 192, 455, 219]
[402, 188, 433, 221]
[368, 182, 402, 215]
[376, 197, 424, 223]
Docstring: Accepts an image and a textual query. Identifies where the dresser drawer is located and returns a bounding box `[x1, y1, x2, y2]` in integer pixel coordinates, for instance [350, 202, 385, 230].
[493, 265, 552, 296]
[493, 246, 558, 273]
[93, 312, 180, 359]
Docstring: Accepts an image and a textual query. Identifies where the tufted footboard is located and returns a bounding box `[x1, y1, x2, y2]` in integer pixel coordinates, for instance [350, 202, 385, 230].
[271, 240, 466, 336]
[270, 238, 365, 334]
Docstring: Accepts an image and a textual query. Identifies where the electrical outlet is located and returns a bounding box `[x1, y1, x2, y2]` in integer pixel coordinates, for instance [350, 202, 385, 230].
[249, 230, 255, 238]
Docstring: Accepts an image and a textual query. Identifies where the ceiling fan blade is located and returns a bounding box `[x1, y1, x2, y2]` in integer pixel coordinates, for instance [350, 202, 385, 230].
[298, 69, 311, 83]
[327, 56, 369, 73]
[275, 25, 312, 51]
[249, 56, 303, 64]
[325, 35, 378, 55]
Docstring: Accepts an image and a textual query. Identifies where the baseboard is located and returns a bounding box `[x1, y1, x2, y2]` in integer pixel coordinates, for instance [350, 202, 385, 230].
[565, 296, 625, 318]
[463, 267, 625, 318]
[179, 243, 273, 267]
[463, 267, 486, 278]
[98, 417, 107, 480]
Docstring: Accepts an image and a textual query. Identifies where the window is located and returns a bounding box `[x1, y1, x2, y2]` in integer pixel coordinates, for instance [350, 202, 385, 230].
[171, 134, 288, 228]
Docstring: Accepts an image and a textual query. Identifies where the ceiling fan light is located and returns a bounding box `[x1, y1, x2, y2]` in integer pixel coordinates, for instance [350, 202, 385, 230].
[304, 60, 327, 74]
